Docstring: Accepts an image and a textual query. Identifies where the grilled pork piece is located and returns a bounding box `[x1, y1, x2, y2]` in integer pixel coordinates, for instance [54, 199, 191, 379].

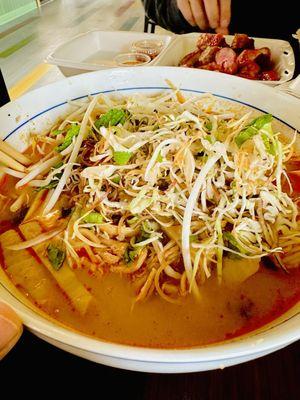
[237, 48, 272, 69]
[238, 61, 261, 79]
[179, 49, 202, 67]
[197, 33, 227, 50]
[260, 70, 280, 81]
[197, 46, 221, 66]
[215, 48, 238, 74]
[231, 33, 255, 52]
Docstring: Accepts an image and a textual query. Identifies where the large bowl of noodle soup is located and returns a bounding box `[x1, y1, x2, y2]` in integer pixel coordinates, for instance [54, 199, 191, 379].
[0, 67, 300, 373]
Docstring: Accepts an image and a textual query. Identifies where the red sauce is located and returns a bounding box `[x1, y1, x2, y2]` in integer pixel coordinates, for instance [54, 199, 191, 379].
[0, 220, 15, 235]
[0, 244, 7, 269]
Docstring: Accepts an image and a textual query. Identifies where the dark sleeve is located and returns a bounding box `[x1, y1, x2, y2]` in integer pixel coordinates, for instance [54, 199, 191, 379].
[141, 0, 199, 34]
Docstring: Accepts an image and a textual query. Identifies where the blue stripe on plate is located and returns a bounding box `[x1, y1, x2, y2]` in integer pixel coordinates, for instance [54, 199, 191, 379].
[3, 86, 296, 141]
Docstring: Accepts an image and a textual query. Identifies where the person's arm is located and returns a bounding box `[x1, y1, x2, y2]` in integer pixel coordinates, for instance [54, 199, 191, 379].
[142, 0, 198, 34]
[0, 302, 22, 360]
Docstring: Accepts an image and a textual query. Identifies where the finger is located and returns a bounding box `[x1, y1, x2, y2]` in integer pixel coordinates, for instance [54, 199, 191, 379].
[215, 26, 229, 35]
[203, 0, 220, 29]
[177, 0, 197, 26]
[0, 302, 22, 360]
[189, 0, 209, 31]
[219, 0, 231, 28]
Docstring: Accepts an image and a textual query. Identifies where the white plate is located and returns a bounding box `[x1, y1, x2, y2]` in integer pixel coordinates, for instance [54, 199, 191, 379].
[153, 33, 295, 85]
[0, 67, 300, 373]
[45, 30, 174, 77]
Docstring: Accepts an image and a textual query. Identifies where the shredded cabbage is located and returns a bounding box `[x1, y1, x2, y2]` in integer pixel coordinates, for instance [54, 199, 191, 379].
[7, 89, 300, 301]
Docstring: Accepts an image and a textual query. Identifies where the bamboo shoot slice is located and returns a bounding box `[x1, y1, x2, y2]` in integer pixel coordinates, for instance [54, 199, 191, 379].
[19, 221, 93, 315]
[0, 229, 56, 305]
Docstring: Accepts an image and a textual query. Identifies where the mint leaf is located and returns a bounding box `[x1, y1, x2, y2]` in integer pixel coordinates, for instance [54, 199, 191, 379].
[94, 109, 127, 129]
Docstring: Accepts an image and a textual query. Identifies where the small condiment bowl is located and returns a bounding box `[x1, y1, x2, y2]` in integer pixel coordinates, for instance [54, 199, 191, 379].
[114, 52, 151, 67]
[131, 39, 164, 59]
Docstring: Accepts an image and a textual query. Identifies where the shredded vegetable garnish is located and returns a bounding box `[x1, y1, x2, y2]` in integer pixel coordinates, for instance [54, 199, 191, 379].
[3, 89, 300, 303]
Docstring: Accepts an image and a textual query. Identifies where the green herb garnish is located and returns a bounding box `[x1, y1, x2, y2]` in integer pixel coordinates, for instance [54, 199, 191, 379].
[124, 247, 139, 263]
[51, 129, 63, 136]
[83, 212, 103, 224]
[47, 244, 65, 271]
[113, 151, 132, 165]
[235, 114, 273, 147]
[55, 124, 80, 152]
[223, 231, 243, 260]
[205, 120, 212, 131]
[94, 109, 127, 129]
[111, 175, 121, 184]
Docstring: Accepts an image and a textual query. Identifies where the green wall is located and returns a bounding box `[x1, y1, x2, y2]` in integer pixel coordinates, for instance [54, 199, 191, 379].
[0, 0, 37, 26]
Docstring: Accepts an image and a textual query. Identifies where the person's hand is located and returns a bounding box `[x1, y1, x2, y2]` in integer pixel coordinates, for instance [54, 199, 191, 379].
[177, 0, 231, 34]
[0, 302, 22, 360]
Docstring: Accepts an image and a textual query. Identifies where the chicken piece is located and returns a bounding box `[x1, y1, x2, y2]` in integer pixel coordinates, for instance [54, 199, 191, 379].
[197, 46, 220, 66]
[231, 33, 254, 52]
[237, 48, 272, 69]
[197, 33, 227, 50]
[179, 49, 202, 67]
[238, 61, 261, 80]
[215, 48, 238, 74]
[260, 70, 280, 81]
[101, 251, 120, 264]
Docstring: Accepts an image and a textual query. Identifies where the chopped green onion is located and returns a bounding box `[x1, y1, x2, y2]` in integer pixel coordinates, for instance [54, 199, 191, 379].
[51, 129, 63, 136]
[55, 124, 80, 152]
[83, 212, 103, 224]
[235, 125, 258, 147]
[260, 122, 276, 155]
[35, 178, 61, 192]
[205, 120, 212, 131]
[124, 246, 139, 263]
[113, 151, 132, 165]
[127, 216, 138, 225]
[251, 114, 273, 130]
[36, 163, 63, 192]
[111, 175, 121, 184]
[53, 161, 63, 169]
[235, 114, 273, 147]
[136, 229, 150, 244]
[223, 231, 243, 259]
[156, 152, 163, 163]
[261, 133, 276, 156]
[189, 234, 198, 243]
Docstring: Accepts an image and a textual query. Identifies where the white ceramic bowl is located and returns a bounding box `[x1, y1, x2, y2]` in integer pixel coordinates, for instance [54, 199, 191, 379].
[1, 67, 300, 373]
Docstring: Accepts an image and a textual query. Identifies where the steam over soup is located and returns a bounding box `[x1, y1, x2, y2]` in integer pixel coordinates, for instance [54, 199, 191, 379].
[1, 90, 300, 348]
